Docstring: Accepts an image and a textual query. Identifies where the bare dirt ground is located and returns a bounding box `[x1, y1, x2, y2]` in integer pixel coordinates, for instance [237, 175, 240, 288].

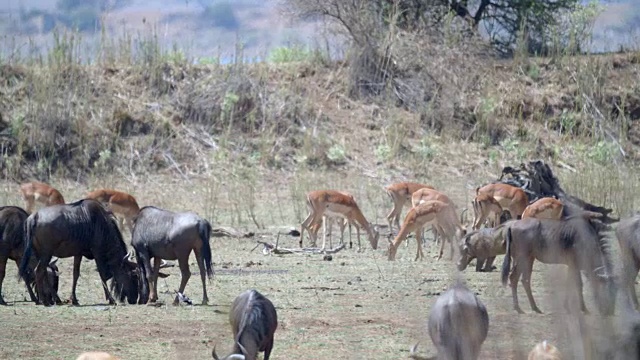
[0, 172, 629, 359]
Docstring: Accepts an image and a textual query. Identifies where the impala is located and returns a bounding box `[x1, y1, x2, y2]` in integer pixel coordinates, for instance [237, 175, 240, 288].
[300, 190, 379, 251]
[475, 183, 528, 220]
[85, 189, 141, 233]
[410, 187, 457, 248]
[471, 192, 503, 230]
[384, 182, 434, 232]
[522, 197, 564, 220]
[387, 200, 466, 261]
[19, 181, 65, 214]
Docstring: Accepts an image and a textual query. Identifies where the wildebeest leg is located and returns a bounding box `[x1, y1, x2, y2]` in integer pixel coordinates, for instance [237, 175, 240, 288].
[475, 257, 486, 272]
[70, 255, 82, 306]
[263, 339, 274, 360]
[508, 262, 525, 314]
[483, 257, 497, 272]
[35, 254, 53, 306]
[11, 257, 39, 303]
[150, 256, 162, 303]
[568, 266, 589, 314]
[520, 258, 542, 313]
[193, 248, 209, 305]
[622, 259, 640, 310]
[0, 256, 7, 305]
[173, 254, 191, 306]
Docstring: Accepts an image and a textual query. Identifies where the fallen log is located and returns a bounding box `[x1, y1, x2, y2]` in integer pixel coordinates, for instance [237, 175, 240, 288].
[254, 235, 346, 255]
[490, 160, 618, 224]
[210, 226, 255, 238]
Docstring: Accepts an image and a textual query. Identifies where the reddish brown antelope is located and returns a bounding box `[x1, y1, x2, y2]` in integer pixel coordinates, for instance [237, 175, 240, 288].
[19, 181, 65, 213]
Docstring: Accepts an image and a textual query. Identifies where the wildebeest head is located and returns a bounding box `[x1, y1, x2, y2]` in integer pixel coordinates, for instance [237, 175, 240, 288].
[457, 233, 473, 271]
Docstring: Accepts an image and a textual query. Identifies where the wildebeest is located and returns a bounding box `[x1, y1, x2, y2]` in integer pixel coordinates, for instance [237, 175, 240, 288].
[528, 340, 562, 360]
[212, 289, 278, 360]
[501, 214, 616, 315]
[614, 214, 640, 310]
[18, 199, 139, 306]
[457, 224, 509, 272]
[409, 282, 489, 360]
[0, 206, 61, 305]
[132, 206, 213, 305]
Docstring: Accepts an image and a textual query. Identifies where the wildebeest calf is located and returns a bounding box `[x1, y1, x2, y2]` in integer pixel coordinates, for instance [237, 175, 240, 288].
[457, 224, 509, 272]
[410, 282, 489, 360]
[212, 289, 278, 360]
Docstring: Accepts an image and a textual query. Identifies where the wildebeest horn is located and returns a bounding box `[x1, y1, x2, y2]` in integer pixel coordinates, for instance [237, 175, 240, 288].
[460, 208, 468, 224]
[237, 342, 248, 357]
[211, 344, 220, 360]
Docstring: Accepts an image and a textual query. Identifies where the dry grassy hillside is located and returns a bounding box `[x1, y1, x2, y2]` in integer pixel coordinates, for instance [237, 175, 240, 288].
[1, 28, 640, 359]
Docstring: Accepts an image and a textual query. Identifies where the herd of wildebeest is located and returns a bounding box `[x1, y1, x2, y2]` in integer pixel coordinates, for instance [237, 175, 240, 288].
[4, 178, 640, 359]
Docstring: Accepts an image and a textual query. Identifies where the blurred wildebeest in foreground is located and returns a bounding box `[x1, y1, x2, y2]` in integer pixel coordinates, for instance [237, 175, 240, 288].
[132, 206, 213, 305]
[615, 214, 640, 310]
[75, 351, 119, 360]
[457, 223, 510, 272]
[409, 281, 489, 360]
[0, 206, 60, 305]
[212, 289, 278, 360]
[19, 199, 139, 306]
[501, 212, 616, 315]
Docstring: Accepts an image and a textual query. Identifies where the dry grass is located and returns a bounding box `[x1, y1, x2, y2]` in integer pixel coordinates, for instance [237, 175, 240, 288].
[1, 156, 640, 359]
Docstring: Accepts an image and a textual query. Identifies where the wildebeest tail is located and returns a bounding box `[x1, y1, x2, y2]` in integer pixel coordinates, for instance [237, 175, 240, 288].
[18, 213, 37, 282]
[501, 227, 512, 286]
[198, 219, 214, 279]
[135, 247, 150, 304]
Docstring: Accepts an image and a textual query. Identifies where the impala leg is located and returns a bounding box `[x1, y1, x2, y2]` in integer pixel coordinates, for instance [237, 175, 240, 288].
[386, 198, 403, 233]
[150, 256, 162, 303]
[356, 225, 362, 252]
[321, 216, 328, 252]
[70, 255, 82, 306]
[300, 209, 319, 248]
[415, 228, 425, 261]
[174, 254, 191, 306]
[520, 258, 542, 313]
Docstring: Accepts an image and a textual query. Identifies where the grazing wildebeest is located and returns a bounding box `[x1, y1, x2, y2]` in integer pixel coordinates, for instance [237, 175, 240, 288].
[615, 214, 640, 310]
[132, 206, 213, 305]
[0, 206, 61, 305]
[501, 214, 616, 315]
[409, 282, 489, 360]
[18, 199, 139, 306]
[212, 289, 278, 360]
[457, 223, 510, 272]
[528, 340, 562, 360]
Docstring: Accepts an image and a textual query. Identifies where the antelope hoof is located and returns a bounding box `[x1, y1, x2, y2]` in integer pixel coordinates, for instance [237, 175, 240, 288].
[533, 307, 543, 314]
[515, 307, 525, 314]
[0, 299, 7, 306]
[71, 299, 80, 306]
[172, 298, 180, 306]
[202, 298, 209, 306]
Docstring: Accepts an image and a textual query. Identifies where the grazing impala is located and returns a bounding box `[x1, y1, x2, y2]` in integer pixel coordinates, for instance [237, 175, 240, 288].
[388, 200, 466, 261]
[85, 189, 140, 233]
[471, 192, 503, 230]
[19, 181, 65, 213]
[475, 183, 528, 220]
[411, 187, 458, 247]
[300, 190, 379, 251]
[384, 182, 434, 232]
[522, 197, 564, 220]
